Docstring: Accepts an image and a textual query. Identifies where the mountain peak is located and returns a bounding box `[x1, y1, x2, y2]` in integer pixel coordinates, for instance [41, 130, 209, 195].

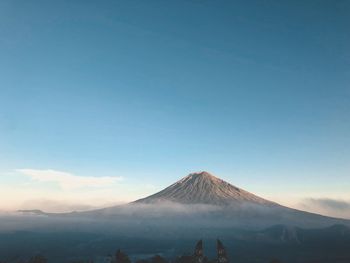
[134, 171, 276, 206]
[188, 171, 213, 177]
[177, 171, 220, 184]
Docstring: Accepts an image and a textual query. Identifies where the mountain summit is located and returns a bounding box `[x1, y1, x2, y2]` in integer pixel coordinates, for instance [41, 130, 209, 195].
[54, 171, 347, 228]
[134, 171, 276, 206]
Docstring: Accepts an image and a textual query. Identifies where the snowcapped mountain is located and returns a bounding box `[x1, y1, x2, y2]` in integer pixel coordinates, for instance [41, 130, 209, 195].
[133, 171, 276, 206]
[22, 171, 349, 229]
[77, 171, 348, 229]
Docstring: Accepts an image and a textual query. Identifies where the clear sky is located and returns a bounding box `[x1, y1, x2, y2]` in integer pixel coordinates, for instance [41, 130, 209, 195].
[0, 1, 349, 217]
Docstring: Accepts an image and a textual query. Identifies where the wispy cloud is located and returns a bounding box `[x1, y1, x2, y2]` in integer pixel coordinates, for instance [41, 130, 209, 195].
[17, 169, 123, 190]
[298, 198, 350, 219]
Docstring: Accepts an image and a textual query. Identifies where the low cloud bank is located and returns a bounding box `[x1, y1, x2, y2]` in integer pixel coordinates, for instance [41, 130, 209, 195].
[0, 200, 346, 234]
[298, 198, 350, 219]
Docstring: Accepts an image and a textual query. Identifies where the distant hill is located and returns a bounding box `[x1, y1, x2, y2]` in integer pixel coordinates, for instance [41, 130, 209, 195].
[17, 209, 47, 215]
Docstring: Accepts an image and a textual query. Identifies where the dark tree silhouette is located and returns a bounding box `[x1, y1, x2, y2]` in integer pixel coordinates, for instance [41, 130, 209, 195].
[193, 240, 204, 263]
[216, 240, 228, 263]
[115, 249, 131, 263]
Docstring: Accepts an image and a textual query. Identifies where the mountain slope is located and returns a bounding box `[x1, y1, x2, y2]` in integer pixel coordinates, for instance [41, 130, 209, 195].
[86, 171, 349, 229]
[134, 171, 276, 206]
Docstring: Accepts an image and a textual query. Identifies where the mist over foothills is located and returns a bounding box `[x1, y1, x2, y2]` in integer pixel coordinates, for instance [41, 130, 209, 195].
[0, 172, 350, 263]
[2, 169, 349, 220]
[2, 171, 349, 220]
[2, 196, 350, 220]
[1, 172, 350, 233]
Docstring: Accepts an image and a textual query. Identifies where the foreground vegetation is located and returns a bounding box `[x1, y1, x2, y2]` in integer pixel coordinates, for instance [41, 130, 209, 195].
[0, 240, 283, 263]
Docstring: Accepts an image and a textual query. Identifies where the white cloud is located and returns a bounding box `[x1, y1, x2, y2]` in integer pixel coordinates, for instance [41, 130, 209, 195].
[16, 169, 123, 190]
[296, 198, 350, 219]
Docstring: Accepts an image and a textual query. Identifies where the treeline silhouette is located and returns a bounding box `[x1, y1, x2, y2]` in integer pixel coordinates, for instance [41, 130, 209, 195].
[0, 240, 283, 263]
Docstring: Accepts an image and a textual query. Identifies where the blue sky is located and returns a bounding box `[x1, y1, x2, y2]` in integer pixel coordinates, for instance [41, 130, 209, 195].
[0, 1, 349, 214]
